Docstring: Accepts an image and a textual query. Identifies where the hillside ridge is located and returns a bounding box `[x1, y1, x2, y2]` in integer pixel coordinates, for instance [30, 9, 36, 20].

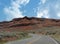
[0, 16, 60, 31]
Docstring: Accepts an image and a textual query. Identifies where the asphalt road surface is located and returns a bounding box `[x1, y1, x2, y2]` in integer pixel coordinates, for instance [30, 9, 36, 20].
[5, 34, 59, 44]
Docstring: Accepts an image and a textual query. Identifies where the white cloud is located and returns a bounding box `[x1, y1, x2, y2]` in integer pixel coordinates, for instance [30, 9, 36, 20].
[55, 4, 59, 9]
[43, 9, 48, 15]
[36, 0, 49, 18]
[4, 7, 23, 18]
[55, 3, 60, 10]
[57, 12, 60, 17]
[4, 0, 30, 21]
[41, 0, 47, 4]
[37, 9, 49, 18]
[43, 9, 49, 18]
[55, 3, 60, 18]
[36, 0, 60, 19]
[37, 12, 44, 18]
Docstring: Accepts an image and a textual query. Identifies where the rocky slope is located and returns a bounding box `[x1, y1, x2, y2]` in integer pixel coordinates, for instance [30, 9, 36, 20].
[0, 16, 60, 31]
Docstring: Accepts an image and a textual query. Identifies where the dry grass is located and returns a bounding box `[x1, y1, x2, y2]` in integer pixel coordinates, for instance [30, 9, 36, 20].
[51, 35, 60, 43]
[0, 31, 31, 44]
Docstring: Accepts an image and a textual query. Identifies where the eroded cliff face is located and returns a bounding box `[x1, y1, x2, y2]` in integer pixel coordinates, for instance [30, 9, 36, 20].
[0, 16, 60, 31]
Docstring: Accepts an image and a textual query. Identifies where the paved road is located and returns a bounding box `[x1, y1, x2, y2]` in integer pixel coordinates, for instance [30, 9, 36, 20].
[30, 35, 59, 44]
[5, 34, 59, 44]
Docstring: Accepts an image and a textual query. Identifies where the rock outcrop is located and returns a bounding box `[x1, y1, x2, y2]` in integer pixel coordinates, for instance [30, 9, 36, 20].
[0, 16, 60, 31]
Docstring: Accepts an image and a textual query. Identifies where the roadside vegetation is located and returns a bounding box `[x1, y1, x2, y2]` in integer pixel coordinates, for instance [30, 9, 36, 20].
[51, 34, 60, 43]
[0, 26, 60, 44]
[0, 31, 30, 44]
[28, 26, 60, 43]
[40, 27, 60, 43]
[42, 27, 60, 43]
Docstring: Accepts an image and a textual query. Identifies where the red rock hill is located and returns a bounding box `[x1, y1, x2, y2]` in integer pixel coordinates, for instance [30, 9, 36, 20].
[0, 16, 60, 31]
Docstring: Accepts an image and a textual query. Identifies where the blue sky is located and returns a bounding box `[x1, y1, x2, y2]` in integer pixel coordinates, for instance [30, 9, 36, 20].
[0, 0, 60, 21]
